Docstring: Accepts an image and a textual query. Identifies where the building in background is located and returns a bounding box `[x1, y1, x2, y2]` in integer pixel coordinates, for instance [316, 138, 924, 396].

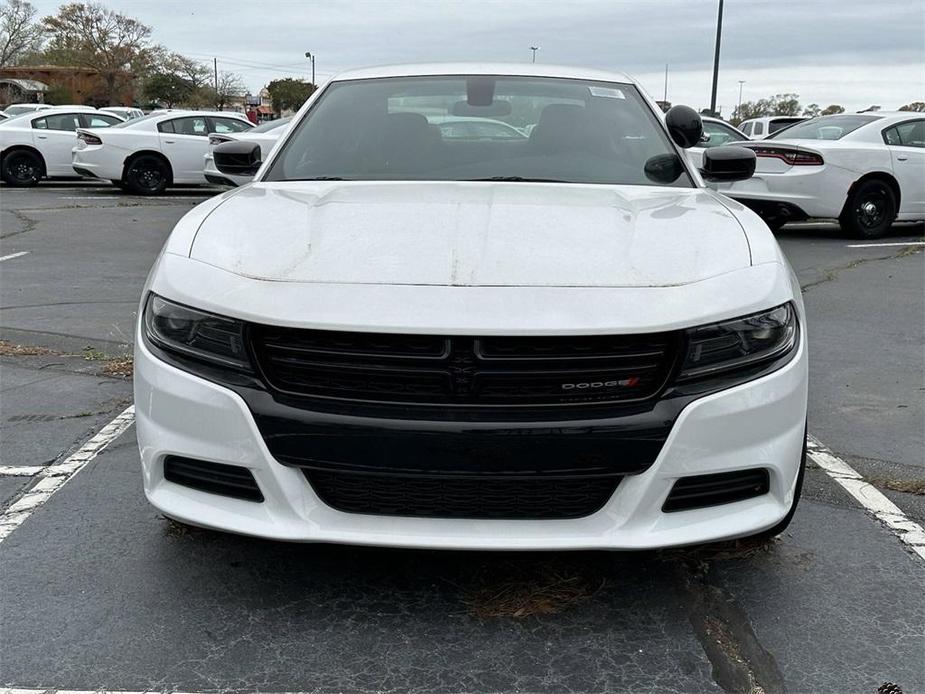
[0, 66, 135, 107]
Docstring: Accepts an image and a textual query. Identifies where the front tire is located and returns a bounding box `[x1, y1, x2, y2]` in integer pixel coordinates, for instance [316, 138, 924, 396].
[1, 150, 43, 187]
[124, 154, 169, 195]
[840, 179, 896, 239]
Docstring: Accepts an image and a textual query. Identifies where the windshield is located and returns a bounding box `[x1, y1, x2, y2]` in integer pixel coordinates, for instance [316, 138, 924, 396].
[251, 117, 291, 133]
[768, 115, 880, 140]
[109, 113, 163, 128]
[3, 105, 41, 116]
[265, 75, 690, 186]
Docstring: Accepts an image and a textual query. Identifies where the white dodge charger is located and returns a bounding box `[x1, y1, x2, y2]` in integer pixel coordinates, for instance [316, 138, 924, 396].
[0, 109, 123, 186]
[135, 64, 808, 550]
[71, 110, 253, 194]
[718, 113, 925, 237]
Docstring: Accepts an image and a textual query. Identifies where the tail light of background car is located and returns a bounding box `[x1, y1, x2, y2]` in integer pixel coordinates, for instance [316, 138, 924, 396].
[750, 146, 824, 166]
[209, 135, 233, 146]
[77, 132, 102, 146]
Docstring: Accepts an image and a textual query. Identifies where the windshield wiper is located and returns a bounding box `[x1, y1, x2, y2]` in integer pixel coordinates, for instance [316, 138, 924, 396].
[465, 176, 570, 183]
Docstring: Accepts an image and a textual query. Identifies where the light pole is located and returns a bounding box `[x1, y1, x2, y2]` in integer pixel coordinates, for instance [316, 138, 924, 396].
[737, 80, 745, 120]
[709, 0, 724, 117]
[530, 46, 539, 63]
[304, 51, 315, 88]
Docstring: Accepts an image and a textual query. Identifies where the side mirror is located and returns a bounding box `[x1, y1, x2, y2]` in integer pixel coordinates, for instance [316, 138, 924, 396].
[214, 140, 261, 176]
[699, 145, 756, 182]
[644, 153, 685, 184]
[665, 105, 703, 149]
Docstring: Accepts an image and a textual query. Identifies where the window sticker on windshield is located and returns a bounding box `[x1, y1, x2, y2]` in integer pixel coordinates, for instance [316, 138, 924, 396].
[589, 87, 625, 99]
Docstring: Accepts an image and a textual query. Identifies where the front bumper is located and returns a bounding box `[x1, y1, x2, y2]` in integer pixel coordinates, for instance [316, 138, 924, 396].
[134, 325, 808, 550]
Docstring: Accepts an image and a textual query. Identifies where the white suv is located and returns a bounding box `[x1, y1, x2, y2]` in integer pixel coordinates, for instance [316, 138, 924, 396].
[739, 116, 807, 139]
[135, 64, 808, 550]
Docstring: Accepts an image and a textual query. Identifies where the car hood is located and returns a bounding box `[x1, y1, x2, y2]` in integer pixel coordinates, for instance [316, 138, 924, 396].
[188, 181, 751, 288]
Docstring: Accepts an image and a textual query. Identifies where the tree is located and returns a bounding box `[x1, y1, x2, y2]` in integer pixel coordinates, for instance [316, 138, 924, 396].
[44, 82, 73, 104]
[733, 93, 802, 123]
[803, 103, 820, 117]
[0, 0, 44, 67]
[266, 77, 315, 114]
[821, 104, 845, 115]
[164, 52, 212, 90]
[213, 71, 245, 110]
[43, 2, 155, 104]
[899, 101, 925, 112]
[142, 72, 192, 108]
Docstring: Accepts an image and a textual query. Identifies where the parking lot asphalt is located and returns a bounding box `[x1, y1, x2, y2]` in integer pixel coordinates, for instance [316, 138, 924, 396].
[1, 181, 923, 693]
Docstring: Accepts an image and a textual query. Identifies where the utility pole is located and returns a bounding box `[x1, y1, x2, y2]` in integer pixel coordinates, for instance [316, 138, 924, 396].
[663, 64, 668, 103]
[709, 0, 724, 117]
[213, 57, 218, 92]
[530, 46, 539, 63]
[737, 80, 745, 119]
[305, 52, 315, 88]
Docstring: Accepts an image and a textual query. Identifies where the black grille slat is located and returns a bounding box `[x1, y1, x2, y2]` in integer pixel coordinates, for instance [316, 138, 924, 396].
[306, 470, 620, 519]
[251, 327, 679, 408]
[163, 456, 263, 502]
[662, 469, 770, 512]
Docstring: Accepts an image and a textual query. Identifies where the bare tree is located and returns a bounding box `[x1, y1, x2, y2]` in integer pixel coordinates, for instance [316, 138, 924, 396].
[0, 0, 44, 68]
[213, 70, 245, 110]
[165, 53, 212, 90]
[43, 2, 155, 104]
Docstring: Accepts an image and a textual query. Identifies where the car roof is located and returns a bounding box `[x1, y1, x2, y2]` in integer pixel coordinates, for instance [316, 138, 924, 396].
[330, 62, 636, 85]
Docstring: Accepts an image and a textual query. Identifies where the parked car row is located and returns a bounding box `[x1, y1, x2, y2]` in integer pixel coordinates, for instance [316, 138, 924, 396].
[2, 100, 923, 239]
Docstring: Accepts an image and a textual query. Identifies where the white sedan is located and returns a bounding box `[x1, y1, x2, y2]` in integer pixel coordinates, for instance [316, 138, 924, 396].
[72, 110, 253, 194]
[136, 62, 808, 550]
[717, 112, 925, 237]
[204, 116, 292, 187]
[0, 108, 123, 186]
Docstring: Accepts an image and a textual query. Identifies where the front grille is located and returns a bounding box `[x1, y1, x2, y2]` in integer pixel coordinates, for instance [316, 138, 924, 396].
[662, 468, 770, 512]
[305, 470, 621, 519]
[163, 456, 263, 502]
[251, 327, 679, 408]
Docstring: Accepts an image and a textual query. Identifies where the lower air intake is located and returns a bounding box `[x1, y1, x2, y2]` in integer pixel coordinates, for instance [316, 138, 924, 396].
[163, 456, 263, 502]
[663, 468, 770, 512]
[305, 470, 620, 520]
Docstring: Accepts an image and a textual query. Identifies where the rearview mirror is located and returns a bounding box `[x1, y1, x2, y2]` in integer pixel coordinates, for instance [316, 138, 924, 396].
[699, 146, 756, 182]
[665, 105, 703, 149]
[214, 140, 261, 176]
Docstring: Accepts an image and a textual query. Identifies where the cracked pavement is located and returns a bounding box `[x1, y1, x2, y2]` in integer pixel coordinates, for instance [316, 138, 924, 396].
[0, 182, 923, 693]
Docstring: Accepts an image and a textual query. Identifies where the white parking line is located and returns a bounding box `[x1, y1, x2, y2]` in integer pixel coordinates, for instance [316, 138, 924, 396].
[0, 251, 29, 262]
[846, 241, 925, 248]
[807, 436, 925, 562]
[60, 196, 120, 200]
[0, 466, 44, 477]
[0, 405, 134, 544]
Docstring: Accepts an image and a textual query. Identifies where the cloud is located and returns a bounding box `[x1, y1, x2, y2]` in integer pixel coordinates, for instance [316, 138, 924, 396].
[30, 0, 924, 109]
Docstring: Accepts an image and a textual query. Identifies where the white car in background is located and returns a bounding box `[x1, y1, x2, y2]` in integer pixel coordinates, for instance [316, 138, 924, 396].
[717, 113, 925, 237]
[0, 108, 124, 186]
[72, 110, 253, 194]
[204, 116, 292, 187]
[738, 116, 806, 140]
[1, 103, 54, 117]
[686, 116, 748, 169]
[101, 106, 145, 121]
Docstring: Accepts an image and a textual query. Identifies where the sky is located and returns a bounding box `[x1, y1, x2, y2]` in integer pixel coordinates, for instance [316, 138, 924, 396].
[29, 0, 925, 114]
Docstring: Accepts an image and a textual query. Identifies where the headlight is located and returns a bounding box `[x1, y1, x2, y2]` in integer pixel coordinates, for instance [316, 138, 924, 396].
[679, 303, 797, 380]
[143, 294, 250, 370]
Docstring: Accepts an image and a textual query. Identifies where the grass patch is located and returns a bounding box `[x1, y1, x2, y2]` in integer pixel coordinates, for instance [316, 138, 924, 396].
[0, 340, 57, 356]
[99, 356, 133, 378]
[461, 561, 604, 618]
[868, 477, 925, 496]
